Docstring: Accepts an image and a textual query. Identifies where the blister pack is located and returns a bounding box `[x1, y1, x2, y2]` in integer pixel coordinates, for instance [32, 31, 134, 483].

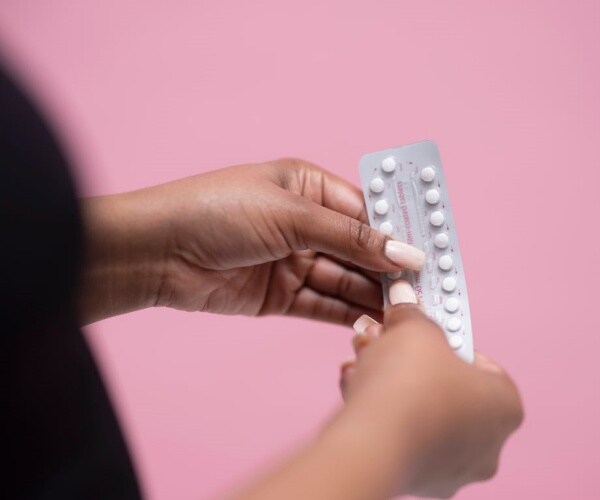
[358, 140, 474, 362]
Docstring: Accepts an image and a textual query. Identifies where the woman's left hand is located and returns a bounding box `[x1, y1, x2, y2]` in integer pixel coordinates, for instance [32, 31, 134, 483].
[79, 159, 425, 325]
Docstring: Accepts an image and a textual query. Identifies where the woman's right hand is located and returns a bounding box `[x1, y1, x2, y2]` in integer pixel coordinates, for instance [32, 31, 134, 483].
[338, 281, 523, 498]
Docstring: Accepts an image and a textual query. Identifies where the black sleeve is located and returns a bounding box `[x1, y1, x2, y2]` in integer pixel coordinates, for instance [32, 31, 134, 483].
[1, 64, 142, 499]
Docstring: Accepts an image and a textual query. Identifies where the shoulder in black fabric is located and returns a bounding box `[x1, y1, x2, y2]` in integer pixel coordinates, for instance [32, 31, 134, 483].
[0, 64, 142, 499]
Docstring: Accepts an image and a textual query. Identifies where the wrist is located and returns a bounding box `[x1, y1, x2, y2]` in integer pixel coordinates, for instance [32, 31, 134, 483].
[78, 192, 167, 324]
[315, 403, 416, 499]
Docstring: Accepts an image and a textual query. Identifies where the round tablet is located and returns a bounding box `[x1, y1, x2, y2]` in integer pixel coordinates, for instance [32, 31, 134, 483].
[374, 199, 390, 215]
[441, 276, 457, 292]
[379, 221, 393, 235]
[444, 297, 460, 313]
[381, 156, 396, 173]
[370, 177, 385, 193]
[425, 189, 440, 204]
[446, 317, 462, 332]
[448, 334, 463, 350]
[438, 255, 454, 271]
[429, 211, 445, 227]
[434, 232, 449, 249]
[420, 166, 436, 182]
[387, 270, 403, 280]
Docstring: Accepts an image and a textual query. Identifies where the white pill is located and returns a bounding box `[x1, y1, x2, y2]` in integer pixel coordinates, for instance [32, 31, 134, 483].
[448, 334, 464, 350]
[379, 221, 394, 235]
[438, 255, 454, 271]
[429, 211, 445, 227]
[370, 177, 385, 193]
[446, 317, 462, 332]
[381, 156, 397, 173]
[444, 297, 460, 313]
[434, 232, 449, 249]
[374, 199, 390, 215]
[387, 270, 403, 280]
[442, 276, 457, 292]
[425, 189, 440, 204]
[420, 166, 436, 182]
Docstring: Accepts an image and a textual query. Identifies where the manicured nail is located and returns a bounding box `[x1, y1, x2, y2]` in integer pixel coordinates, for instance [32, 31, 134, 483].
[389, 280, 417, 305]
[385, 240, 426, 270]
[353, 314, 379, 334]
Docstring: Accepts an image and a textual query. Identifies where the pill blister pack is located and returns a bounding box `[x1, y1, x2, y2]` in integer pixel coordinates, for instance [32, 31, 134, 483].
[358, 140, 474, 362]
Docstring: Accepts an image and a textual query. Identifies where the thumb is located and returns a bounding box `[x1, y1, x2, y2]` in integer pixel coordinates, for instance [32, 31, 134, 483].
[296, 202, 426, 272]
[382, 281, 447, 343]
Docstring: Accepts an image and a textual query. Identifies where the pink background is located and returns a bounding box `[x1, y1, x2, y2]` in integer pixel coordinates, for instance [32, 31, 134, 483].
[1, 1, 599, 498]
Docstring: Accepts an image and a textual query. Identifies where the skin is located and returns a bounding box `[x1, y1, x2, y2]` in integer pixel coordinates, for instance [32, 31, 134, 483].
[78, 158, 523, 499]
[240, 306, 523, 499]
[79, 158, 402, 325]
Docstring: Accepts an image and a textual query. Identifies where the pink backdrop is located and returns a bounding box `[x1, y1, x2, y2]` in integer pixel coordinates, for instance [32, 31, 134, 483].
[1, 1, 599, 498]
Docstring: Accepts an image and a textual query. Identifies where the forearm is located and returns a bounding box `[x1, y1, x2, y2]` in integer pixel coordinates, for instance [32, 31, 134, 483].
[77, 193, 166, 325]
[235, 407, 412, 500]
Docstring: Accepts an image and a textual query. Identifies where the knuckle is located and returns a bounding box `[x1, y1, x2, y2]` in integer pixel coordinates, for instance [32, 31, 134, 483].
[428, 487, 458, 499]
[272, 158, 320, 194]
[337, 272, 353, 297]
[508, 399, 525, 430]
[356, 205, 369, 224]
[478, 460, 499, 481]
[267, 158, 295, 188]
[351, 220, 380, 252]
[439, 490, 457, 500]
[500, 379, 525, 430]
[277, 157, 309, 172]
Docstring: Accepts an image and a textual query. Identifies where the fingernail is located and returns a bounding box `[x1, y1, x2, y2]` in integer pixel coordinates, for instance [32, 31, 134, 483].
[389, 280, 417, 305]
[353, 314, 379, 334]
[385, 240, 426, 270]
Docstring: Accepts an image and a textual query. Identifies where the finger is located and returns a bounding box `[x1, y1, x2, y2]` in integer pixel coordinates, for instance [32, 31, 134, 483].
[289, 160, 369, 224]
[305, 256, 383, 311]
[383, 281, 445, 341]
[352, 323, 382, 355]
[352, 314, 381, 334]
[291, 250, 381, 284]
[320, 170, 369, 224]
[286, 287, 383, 326]
[461, 352, 524, 434]
[363, 323, 384, 338]
[339, 358, 357, 401]
[479, 366, 525, 433]
[474, 352, 525, 428]
[295, 200, 425, 272]
[388, 279, 419, 307]
[324, 254, 382, 283]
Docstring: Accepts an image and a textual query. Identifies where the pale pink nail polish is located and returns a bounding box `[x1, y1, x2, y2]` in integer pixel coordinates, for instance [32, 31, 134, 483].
[353, 314, 379, 334]
[389, 280, 417, 305]
[384, 240, 426, 270]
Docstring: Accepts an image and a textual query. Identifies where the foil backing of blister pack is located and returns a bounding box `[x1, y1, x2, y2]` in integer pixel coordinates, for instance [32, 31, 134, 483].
[359, 140, 474, 362]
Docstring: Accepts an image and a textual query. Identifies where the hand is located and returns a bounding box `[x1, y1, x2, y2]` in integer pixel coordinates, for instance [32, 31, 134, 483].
[79, 159, 425, 324]
[337, 282, 523, 498]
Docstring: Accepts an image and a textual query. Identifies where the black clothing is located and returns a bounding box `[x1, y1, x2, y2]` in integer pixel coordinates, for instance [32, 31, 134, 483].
[2, 65, 141, 499]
